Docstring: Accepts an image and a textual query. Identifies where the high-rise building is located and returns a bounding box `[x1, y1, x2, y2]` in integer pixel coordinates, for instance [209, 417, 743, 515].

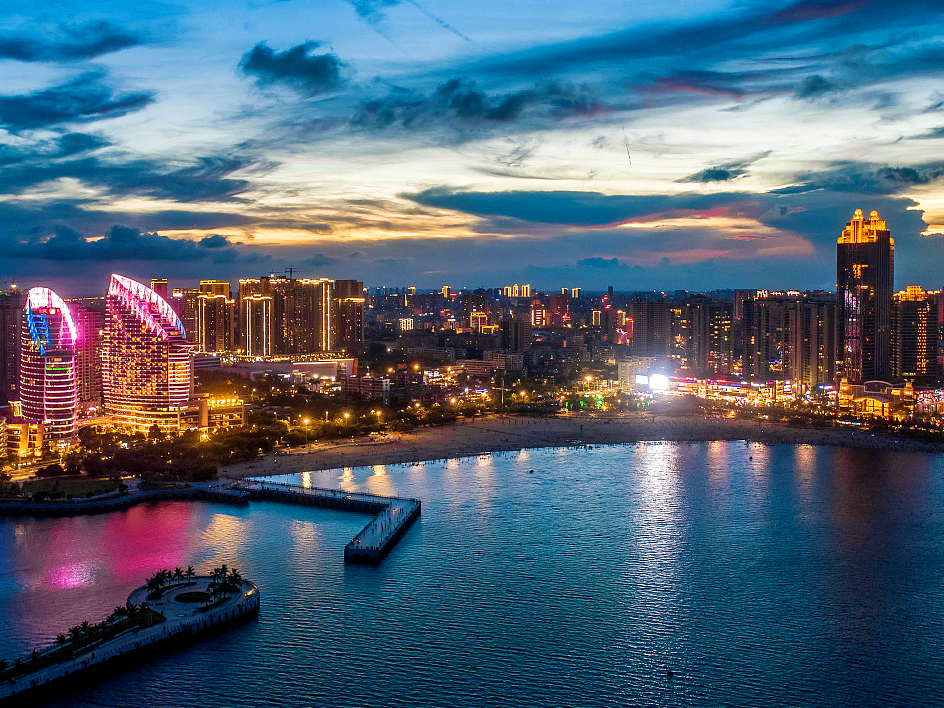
[333, 279, 364, 354]
[19, 287, 78, 444]
[68, 298, 105, 414]
[239, 277, 334, 356]
[499, 318, 532, 352]
[685, 296, 733, 378]
[837, 209, 894, 383]
[0, 286, 26, 402]
[150, 278, 168, 300]
[629, 300, 670, 358]
[170, 287, 200, 342]
[103, 274, 194, 432]
[196, 280, 235, 353]
[892, 286, 939, 386]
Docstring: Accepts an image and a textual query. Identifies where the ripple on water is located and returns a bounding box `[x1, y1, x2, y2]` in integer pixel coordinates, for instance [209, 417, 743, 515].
[0, 442, 942, 707]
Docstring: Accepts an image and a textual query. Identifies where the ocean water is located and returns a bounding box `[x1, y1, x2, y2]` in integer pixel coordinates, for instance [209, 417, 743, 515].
[1, 441, 943, 707]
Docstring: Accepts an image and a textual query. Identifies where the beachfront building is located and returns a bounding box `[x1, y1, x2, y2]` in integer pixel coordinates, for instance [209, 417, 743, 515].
[19, 287, 79, 445]
[837, 209, 894, 384]
[103, 274, 194, 433]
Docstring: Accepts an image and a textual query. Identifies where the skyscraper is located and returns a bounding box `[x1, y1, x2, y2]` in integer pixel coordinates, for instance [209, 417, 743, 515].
[892, 286, 939, 386]
[196, 280, 235, 353]
[0, 286, 26, 402]
[333, 279, 364, 354]
[103, 274, 194, 432]
[68, 298, 105, 414]
[19, 288, 78, 444]
[837, 209, 894, 383]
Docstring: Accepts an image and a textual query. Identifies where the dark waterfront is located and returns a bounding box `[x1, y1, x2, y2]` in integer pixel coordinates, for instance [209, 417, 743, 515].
[1, 441, 943, 707]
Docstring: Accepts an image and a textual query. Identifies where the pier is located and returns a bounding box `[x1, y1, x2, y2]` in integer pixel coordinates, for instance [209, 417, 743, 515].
[226, 479, 421, 564]
[0, 576, 259, 704]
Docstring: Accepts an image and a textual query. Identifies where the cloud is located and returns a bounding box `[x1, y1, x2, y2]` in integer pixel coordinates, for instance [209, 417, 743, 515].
[351, 78, 614, 134]
[678, 151, 772, 184]
[776, 161, 944, 195]
[577, 257, 623, 268]
[0, 21, 141, 62]
[794, 74, 843, 100]
[239, 42, 347, 95]
[0, 72, 153, 130]
[301, 253, 339, 266]
[4, 224, 262, 263]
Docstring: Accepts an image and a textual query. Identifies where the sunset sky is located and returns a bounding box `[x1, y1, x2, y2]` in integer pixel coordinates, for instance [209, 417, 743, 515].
[2, 0, 944, 294]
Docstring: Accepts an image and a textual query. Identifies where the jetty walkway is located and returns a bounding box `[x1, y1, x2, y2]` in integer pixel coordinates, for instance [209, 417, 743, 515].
[226, 479, 421, 564]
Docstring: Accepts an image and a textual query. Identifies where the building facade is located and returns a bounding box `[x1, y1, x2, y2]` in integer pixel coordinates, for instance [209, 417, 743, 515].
[837, 209, 894, 383]
[103, 274, 194, 432]
[19, 287, 79, 444]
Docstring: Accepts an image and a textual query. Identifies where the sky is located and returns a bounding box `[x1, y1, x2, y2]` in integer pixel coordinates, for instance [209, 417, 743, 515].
[2, 0, 944, 296]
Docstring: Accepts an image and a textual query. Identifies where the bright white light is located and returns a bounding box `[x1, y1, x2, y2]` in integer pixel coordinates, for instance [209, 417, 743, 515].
[649, 374, 669, 392]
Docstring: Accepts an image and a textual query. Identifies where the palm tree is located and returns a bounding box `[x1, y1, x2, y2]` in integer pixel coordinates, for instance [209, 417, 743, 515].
[185, 565, 196, 584]
[80, 621, 92, 638]
[220, 563, 228, 580]
[173, 567, 184, 585]
[56, 634, 67, 646]
[126, 602, 139, 622]
[68, 626, 82, 645]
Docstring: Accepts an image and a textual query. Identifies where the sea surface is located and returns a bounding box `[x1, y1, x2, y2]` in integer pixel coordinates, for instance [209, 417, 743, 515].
[1, 441, 943, 707]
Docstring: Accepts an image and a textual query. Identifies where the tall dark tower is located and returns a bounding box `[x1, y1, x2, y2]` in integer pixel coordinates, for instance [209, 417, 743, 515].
[837, 209, 894, 383]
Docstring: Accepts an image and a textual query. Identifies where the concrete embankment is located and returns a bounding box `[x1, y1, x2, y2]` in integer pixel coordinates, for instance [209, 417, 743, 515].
[0, 579, 259, 704]
[0, 485, 249, 517]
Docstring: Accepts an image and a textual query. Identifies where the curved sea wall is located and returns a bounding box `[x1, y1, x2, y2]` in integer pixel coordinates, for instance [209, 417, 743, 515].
[0, 580, 259, 703]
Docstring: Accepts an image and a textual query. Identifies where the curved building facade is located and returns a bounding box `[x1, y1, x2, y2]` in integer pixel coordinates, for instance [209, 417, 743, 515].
[19, 288, 78, 444]
[103, 274, 194, 432]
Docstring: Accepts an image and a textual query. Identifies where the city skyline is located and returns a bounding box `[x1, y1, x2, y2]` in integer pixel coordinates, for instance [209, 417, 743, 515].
[1, 1, 944, 293]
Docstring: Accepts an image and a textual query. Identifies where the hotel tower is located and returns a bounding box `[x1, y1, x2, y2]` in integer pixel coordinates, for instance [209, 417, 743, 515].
[837, 209, 894, 383]
[19, 287, 79, 444]
[103, 274, 194, 432]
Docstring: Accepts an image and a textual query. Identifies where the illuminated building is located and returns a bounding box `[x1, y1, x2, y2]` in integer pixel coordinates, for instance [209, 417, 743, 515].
[892, 286, 939, 386]
[103, 274, 194, 432]
[170, 287, 200, 342]
[333, 279, 364, 354]
[591, 309, 602, 327]
[685, 296, 733, 377]
[68, 298, 105, 414]
[547, 293, 570, 327]
[531, 300, 548, 328]
[399, 318, 415, 331]
[0, 286, 26, 402]
[196, 280, 235, 353]
[837, 209, 894, 383]
[240, 276, 334, 356]
[19, 287, 78, 443]
[150, 278, 168, 300]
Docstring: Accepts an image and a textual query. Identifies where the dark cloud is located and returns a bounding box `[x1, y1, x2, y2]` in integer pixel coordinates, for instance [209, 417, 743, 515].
[776, 161, 944, 195]
[407, 188, 760, 226]
[0, 72, 153, 130]
[0, 21, 141, 62]
[678, 151, 772, 184]
[577, 257, 623, 268]
[0, 152, 255, 203]
[794, 74, 843, 100]
[3, 224, 261, 263]
[301, 253, 339, 266]
[351, 78, 613, 133]
[239, 42, 347, 95]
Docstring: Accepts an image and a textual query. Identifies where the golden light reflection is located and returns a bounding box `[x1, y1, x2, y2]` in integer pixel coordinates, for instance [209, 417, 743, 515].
[301, 470, 312, 489]
[372, 464, 387, 476]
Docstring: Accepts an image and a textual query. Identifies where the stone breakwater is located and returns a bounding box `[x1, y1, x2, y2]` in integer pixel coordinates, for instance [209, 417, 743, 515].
[0, 577, 260, 703]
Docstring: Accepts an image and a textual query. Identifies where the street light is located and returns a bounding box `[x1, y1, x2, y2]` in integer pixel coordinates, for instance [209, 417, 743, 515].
[303, 417, 310, 444]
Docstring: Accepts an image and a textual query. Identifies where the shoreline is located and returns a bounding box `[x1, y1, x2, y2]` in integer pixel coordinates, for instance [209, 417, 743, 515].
[221, 414, 944, 479]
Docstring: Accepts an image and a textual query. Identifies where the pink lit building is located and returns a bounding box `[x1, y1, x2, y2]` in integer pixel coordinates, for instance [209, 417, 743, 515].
[19, 287, 79, 445]
[103, 274, 194, 432]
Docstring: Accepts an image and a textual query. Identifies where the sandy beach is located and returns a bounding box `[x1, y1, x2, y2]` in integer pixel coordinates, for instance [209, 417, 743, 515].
[220, 413, 944, 478]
